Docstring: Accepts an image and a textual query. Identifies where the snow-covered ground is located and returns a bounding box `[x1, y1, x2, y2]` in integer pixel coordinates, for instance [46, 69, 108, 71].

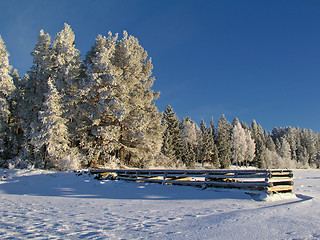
[0, 168, 319, 240]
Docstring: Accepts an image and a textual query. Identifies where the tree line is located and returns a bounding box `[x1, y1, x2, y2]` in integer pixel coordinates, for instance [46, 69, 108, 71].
[162, 106, 320, 169]
[0, 24, 319, 170]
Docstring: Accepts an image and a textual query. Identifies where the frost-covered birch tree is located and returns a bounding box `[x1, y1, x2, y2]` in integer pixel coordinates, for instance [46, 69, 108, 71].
[244, 128, 255, 166]
[181, 117, 200, 147]
[279, 137, 294, 169]
[181, 117, 200, 167]
[231, 122, 247, 166]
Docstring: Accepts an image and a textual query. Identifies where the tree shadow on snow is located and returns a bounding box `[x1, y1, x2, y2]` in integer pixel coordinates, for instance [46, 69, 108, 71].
[1, 170, 312, 202]
[0, 170, 260, 201]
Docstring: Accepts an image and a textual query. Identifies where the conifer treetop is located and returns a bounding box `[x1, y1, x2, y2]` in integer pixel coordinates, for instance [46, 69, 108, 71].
[0, 35, 15, 96]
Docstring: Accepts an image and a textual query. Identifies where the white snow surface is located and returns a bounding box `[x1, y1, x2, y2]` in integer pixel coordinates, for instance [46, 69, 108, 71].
[0, 168, 319, 240]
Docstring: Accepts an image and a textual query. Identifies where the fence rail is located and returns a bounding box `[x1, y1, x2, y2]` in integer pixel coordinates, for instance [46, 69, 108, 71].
[90, 169, 294, 195]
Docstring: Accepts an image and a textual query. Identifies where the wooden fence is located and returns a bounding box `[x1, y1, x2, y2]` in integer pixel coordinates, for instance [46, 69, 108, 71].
[90, 169, 294, 195]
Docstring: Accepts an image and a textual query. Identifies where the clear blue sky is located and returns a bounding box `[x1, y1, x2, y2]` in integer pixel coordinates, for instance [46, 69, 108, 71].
[0, 0, 319, 132]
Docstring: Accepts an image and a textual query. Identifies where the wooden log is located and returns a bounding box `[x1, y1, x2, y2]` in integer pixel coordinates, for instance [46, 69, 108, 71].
[206, 174, 268, 179]
[206, 181, 267, 190]
[117, 176, 138, 181]
[266, 177, 293, 182]
[99, 172, 117, 180]
[163, 180, 204, 187]
[171, 177, 193, 181]
[266, 185, 294, 193]
[136, 179, 164, 184]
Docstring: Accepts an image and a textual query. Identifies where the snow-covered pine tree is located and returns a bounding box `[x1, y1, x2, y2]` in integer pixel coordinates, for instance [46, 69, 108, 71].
[80, 32, 121, 167]
[31, 78, 78, 170]
[161, 105, 183, 167]
[51, 24, 83, 149]
[215, 115, 232, 168]
[0, 35, 16, 164]
[85, 31, 163, 168]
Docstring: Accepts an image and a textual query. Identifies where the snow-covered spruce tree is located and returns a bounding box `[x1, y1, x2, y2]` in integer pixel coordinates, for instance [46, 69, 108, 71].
[51, 24, 83, 149]
[161, 105, 183, 167]
[241, 121, 249, 131]
[316, 134, 320, 168]
[232, 117, 240, 127]
[31, 78, 79, 170]
[183, 141, 196, 168]
[215, 115, 232, 168]
[208, 118, 220, 168]
[284, 127, 298, 163]
[199, 119, 214, 165]
[266, 135, 276, 152]
[80, 32, 122, 167]
[20, 30, 53, 163]
[8, 69, 23, 160]
[250, 120, 267, 168]
[10, 69, 21, 88]
[0, 35, 16, 165]
[181, 117, 200, 167]
[299, 129, 318, 168]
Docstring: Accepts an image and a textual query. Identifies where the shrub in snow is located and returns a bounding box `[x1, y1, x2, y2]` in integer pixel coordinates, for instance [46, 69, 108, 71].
[150, 154, 185, 169]
[6, 156, 34, 169]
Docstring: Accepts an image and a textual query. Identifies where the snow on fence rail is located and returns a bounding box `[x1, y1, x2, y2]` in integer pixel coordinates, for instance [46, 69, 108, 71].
[90, 169, 294, 195]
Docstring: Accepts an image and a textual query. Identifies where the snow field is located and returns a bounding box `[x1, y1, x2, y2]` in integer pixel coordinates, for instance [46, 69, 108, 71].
[0, 168, 319, 240]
